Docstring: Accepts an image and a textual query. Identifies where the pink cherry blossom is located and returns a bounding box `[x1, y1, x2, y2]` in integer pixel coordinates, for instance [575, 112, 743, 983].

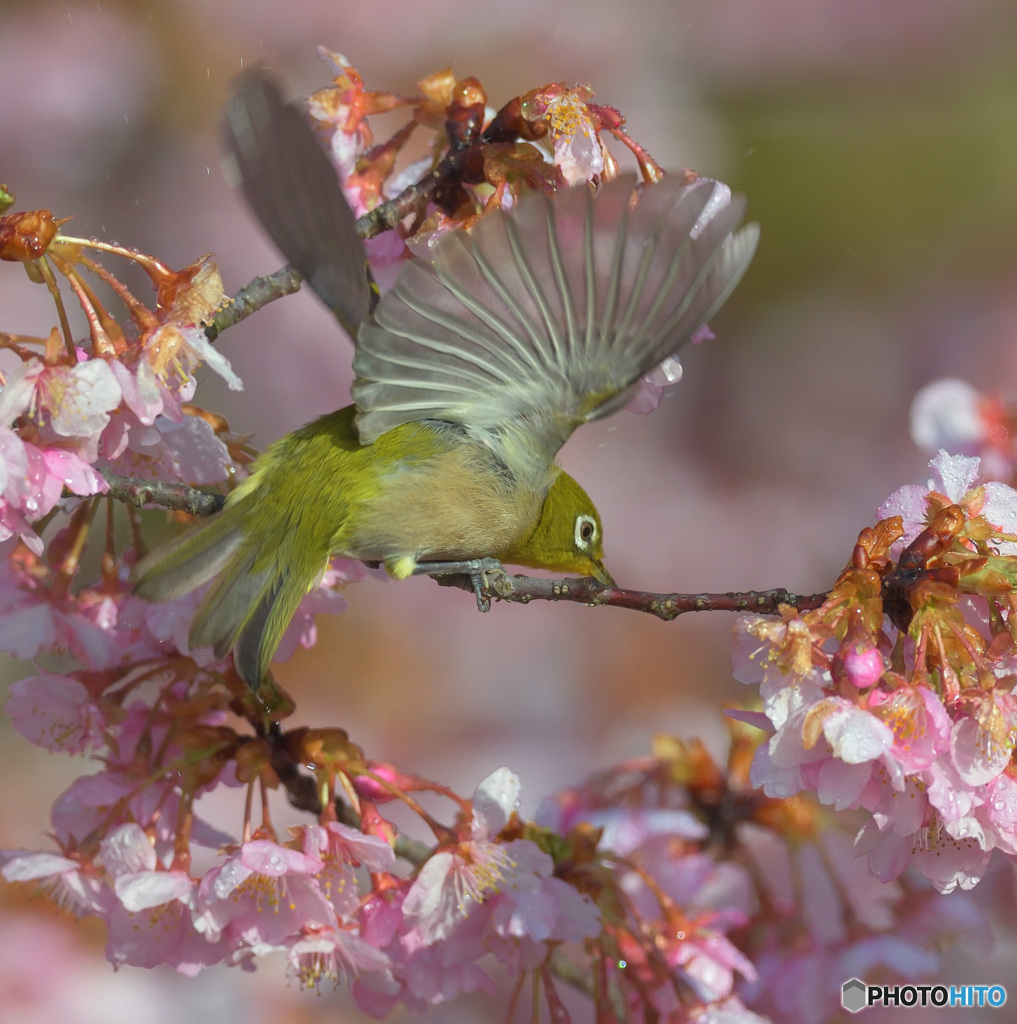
[194, 840, 330, 950]
[951, 708, 1015, 787]
[670, 927, 758, 1005]
[979, 772, 1017, 854]
[0, 429, 78, 554]
[107, 359, 163, 426]
[590, 807, 709, 855]
[300, 821, 394, 918]
[109, 411, 232, 486]
[51, 763, 233, 859]
[402, 767, 520, 946]
[36, 358, 123, 442]
[106, 890, 224, 975]
[912, 378, 989, 452]
[5, 670, 106, 753]
[0, 355, 122, 443]
[354, 889, 501, 1013]
[100, 828, 224, 977]
[879, 450, 980, 543]
[485, 840, 600, 971]
[868, 683, 952, 773]
[543, 87, 606, 186]
[855, 818, 992, 893]
[732, 614, 829, 729]
[287, 925, 390, 990]
[1, 848, 109, 916]
[879, 449, 1017, 553]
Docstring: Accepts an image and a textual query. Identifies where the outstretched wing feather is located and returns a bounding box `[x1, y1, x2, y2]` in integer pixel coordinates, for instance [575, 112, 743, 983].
[353, 173, 757, 457]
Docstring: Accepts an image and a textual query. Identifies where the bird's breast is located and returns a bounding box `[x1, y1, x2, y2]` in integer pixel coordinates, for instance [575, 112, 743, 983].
[341, 426, 547, 564]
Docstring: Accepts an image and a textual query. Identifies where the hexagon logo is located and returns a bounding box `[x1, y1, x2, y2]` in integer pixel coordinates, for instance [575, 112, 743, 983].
[841, 978, 867, 1013]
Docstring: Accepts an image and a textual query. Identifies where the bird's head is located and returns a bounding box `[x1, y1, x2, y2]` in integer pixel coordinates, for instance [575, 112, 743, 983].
[502, 470, 614, 584]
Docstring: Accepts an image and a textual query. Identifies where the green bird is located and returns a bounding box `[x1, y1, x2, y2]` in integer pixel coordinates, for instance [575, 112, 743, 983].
[132, 70, 758, 689]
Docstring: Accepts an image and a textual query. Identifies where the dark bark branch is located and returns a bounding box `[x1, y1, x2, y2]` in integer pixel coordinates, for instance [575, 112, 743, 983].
[98, 468, 226, 517]
[204, 265, 304, 340]
[437, 569, 828, 618]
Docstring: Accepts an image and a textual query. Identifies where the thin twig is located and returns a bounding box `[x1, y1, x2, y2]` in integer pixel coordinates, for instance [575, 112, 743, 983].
[355, 176, 440, 238]
[98, 468, 225, 517]
[437, 569, 828, 618]
[204, 265, 303, 340]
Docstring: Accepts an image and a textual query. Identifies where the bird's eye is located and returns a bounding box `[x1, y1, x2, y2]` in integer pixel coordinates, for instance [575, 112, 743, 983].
[575, 515, 597, 548]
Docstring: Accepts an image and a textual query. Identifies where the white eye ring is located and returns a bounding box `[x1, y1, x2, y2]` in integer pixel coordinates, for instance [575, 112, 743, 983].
[575, 514, 597, 549]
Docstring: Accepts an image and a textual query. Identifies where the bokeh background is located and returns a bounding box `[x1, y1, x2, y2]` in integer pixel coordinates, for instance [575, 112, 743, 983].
[2, 0, 1017, 1020]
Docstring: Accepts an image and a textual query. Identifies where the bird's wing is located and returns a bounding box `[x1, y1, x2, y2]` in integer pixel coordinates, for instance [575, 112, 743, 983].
[352, 172, 758, 462]
[222, 67, 372, 338]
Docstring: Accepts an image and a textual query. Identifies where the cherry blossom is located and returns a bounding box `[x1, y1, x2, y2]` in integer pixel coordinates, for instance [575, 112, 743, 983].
[194, 840, 330, 951]
[1, 848, 109, 917]
[5, 670, 106, 753]
[401, 768, 522, 946]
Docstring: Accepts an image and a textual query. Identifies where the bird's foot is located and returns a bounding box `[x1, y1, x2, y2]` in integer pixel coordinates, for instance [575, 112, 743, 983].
[414, 557, 505, 612]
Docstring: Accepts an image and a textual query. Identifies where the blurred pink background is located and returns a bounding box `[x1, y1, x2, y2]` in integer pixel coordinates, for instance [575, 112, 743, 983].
[2, 0, 1017, 1020]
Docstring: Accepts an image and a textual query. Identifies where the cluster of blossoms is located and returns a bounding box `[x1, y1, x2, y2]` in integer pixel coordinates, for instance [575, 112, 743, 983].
[537, 731, 987, 1024]
[735, 447, 1017, 896]
[305, 48, 697, 407]
[1, 699, 604, 1011]
[306, 47, 663, 240]
[5, 641, 984, 1024]
[0, 205, 241, 554]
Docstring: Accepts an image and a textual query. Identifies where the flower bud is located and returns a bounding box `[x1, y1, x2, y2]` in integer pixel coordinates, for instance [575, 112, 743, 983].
[836, 640, 886, 689]
[0, 210, 58, 261]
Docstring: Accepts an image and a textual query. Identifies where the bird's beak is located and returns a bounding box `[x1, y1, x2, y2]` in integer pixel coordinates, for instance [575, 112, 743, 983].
[593, 561, 615, 586]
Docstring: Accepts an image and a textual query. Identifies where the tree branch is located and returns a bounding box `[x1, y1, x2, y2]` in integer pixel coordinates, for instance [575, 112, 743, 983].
[355, 176, 440, 238]
[204, 265, 303, 340]
[98, 468, 226, 517]
[436, 569, 829, 618]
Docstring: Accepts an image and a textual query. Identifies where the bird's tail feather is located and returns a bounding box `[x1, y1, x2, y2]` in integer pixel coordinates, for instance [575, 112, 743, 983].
[132, 515, 246, 604]
[188, 546, 265, 656]
[232, 573, 307, 691]
[132, 502, 312, 690]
